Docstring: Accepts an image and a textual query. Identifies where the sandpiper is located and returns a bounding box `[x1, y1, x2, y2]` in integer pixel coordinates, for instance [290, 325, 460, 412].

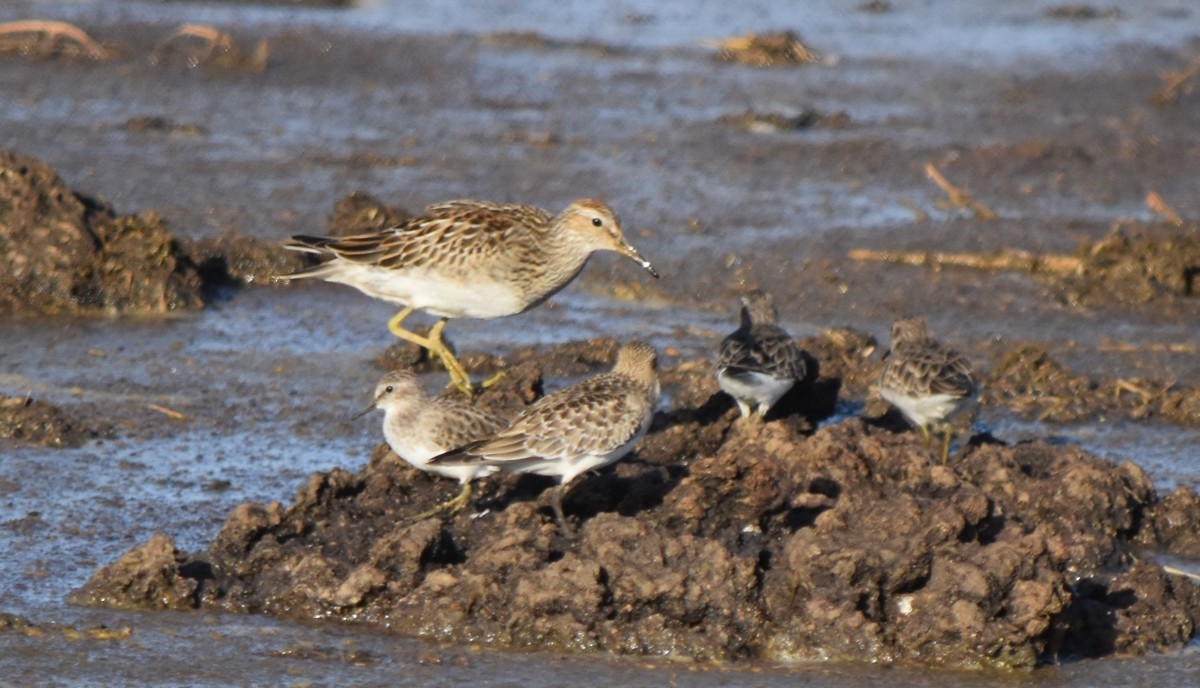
[715, 289, 806, 420]
[878, 317, 980, 462]
[428, 341, 660, 536]
[280, 199, 659, 396]
[356, 369, 508, 518]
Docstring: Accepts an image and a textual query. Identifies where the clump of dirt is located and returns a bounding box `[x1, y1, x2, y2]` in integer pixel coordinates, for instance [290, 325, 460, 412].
[184, 235, 309, 287]
[327, 192, 409, 237]
[0, 393, 110, 448]
[1062, 222, 1200, 307]
[717, 109, 851, 133]
[0, 149, 318, 311]
[149, 25, 268, 72]
[986, 344, 1200, 425]
[714, 31, 821, 67]
[68, 532, 202, 611]
[75, 339, 1200, 670]
[0, 149, 203, 315]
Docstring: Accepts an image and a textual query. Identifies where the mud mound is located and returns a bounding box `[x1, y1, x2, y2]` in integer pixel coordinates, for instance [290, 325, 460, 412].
[0, 149, 319, 312]
[0, 393, 110, 448]
[987, 344, 1200, 425]
[0, 149, 202, 314]
[327, 191, 409, 237]
[1063, 222, 1200, 307]
[184, 235, 309, 287]
[74, 344, 1200, 670]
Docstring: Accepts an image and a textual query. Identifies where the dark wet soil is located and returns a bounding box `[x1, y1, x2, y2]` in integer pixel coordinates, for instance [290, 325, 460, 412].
[4, 4, 1200, 679]
[0, 392, 110, 447]
[72, 336, 1200, 670]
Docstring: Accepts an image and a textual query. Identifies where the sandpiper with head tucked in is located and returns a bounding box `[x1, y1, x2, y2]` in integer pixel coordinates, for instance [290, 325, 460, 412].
[715, 290, 806, 420]
[280, 199, 659, 396]
[428, 341, 660, 536]
[878, 316, 981, 463]
[356, 369, 508, 519]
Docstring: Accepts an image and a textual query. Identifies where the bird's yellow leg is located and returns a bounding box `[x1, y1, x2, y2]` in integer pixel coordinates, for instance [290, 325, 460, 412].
[941, 427, 953, 464]
[386, 309, 474, 395]
[426, 318, 474, 396]
[407, 482, 473, 521]
[387, 306, 434, 348]
[479, 369, 507, 389]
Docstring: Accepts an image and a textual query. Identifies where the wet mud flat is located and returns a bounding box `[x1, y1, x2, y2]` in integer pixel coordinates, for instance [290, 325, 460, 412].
[3, 0, 1200, 682]
[57, 333, 1200, 671]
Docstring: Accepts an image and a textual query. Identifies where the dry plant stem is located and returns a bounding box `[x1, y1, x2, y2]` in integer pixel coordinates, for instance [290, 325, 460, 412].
[924, 163, 998, 220]
[153, 23, 267, 71]
[1146, 190, 1184, 226]
[156, 24, 232, 63]
[0, 20, 107, 59]
[847, 248, 1081, 275]
[1150, 56, 1200, 107]
[145, 403, 187, 421]
[1161, 564, 1200, 583]
[1097, 340, 1198, 354]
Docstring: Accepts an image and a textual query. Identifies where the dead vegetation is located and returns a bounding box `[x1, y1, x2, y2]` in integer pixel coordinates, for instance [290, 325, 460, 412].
[850, 184, 1199, 309]
[985, 344, 1200, 425]
[0, 19, 268, 71]
[1150, 56, 1200, 107]
[925, 163, 998, 220]
[713, 31, 821, 67]
[151, 24, 268, 72]
[0, 20, 108, 60]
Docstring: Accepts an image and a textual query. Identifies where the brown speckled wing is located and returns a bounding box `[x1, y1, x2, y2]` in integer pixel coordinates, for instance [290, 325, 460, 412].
[882, 341, 978, 399]
[426, 398, 508, 451]
[452, 374, 654, 466]
[717, 324, 805, 381]
[310, 200, 552, 271]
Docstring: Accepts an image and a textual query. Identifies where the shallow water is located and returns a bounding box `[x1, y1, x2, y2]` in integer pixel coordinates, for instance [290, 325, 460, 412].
[2, 0, 1200, 684]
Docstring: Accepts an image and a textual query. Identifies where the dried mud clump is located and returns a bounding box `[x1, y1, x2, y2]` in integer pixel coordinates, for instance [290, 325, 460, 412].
[70, 532, 204, 611]
[714, 31, 820, 67]
[1061, 222, 1200, 307]
[986, 344, 1200, 426]
[184, 235, 309, 287]
[0, 393, 109, 448]
[0, 149, 203, 315]
[76, 341, 1200, 670]
[327, 192, 409, 237]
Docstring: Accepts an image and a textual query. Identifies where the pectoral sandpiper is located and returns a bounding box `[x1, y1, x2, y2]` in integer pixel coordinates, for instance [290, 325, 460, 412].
[878, 317, 980, 462]
[428, 341, 660, 536]
[281, 199, 659, 395]
[356, 369, 508, 518]
[715, 289, 806, 420]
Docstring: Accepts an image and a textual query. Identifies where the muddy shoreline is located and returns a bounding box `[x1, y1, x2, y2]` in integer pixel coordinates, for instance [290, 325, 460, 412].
[3, 2, 1200, 680]
[69, 338, 1200, 669]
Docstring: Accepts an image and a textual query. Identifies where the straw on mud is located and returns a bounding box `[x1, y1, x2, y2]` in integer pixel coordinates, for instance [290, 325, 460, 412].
[924, 163, 997, 220]
[1146, 190, 1185, 226]
[847, 247, 1080, 275]
[1149, 56, 1200, 107]
[152, 23, 268, 71]
[0, 20, 108, 59]
[1097, 339, 1198, 354]
[711, 31, 820, 66]
[145, 403, 187, 421]
[1161, 565, 1200, 583]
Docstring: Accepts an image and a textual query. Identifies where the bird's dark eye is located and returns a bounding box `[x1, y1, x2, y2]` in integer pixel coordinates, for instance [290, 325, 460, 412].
[591, 217, 603, 227]
[385, 385, 394, 393]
